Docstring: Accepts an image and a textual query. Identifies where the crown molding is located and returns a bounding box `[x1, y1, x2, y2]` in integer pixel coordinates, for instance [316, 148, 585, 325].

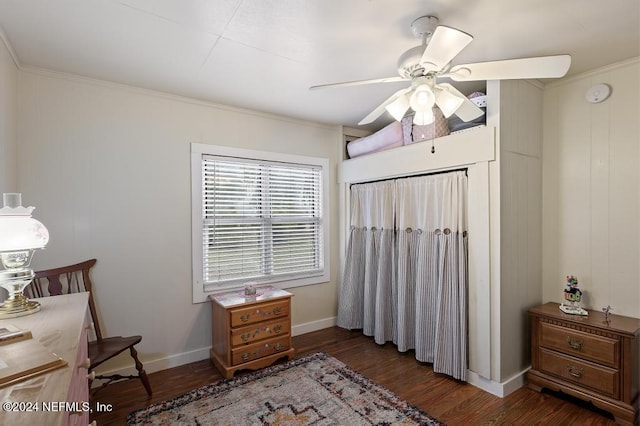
[0, 24, 20, 69]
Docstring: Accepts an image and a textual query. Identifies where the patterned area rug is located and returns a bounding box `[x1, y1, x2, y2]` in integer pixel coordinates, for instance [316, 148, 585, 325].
[128, 352, 444, 425]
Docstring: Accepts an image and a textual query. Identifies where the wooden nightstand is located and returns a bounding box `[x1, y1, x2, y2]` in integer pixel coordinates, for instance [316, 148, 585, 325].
[528, 303, 640, 425]
[209, 286, 295, 378]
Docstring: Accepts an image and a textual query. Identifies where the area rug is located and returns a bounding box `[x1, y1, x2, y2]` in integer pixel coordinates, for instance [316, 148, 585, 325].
[127, 352, 444, 425]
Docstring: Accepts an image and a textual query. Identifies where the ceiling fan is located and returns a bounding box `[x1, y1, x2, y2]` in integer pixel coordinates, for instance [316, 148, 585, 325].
[310, 16, 571, 126]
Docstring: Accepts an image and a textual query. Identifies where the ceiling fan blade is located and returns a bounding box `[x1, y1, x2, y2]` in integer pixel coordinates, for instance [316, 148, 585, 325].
[447, 54, 571, 81]
[358, 87, 412, 125]
[437, 83, 484, 122]
[420, 26, 473, 72]
[310, 76, 407, 90]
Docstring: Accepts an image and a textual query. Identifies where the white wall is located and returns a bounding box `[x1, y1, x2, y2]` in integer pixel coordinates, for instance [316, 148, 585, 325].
[0, 33, 18, 192]
[543, 58, 640, 319]
[498, 80, 543, 380]
[15, 68, 341, 374]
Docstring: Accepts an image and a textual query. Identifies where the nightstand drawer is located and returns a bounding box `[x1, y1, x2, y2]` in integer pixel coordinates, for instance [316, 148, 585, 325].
[230, 300, 290, 327]
[540, 322, 619, 367]
[539, 348, 619, 398]
[231, 318, 290, 346]
[231, 335, 291, 365]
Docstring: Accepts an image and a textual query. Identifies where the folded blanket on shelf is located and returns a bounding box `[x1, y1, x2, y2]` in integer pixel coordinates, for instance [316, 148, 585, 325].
[346, 121, 403, 158]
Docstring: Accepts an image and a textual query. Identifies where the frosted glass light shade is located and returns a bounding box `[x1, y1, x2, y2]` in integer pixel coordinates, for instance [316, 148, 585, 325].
[0, 194, 49, 252]
[0, 217, 49, 252]
[413, 109, 435, 126]
[409, 85, 435, 112]
[435, 87, 465, 118]
[0, 193, 48, 318]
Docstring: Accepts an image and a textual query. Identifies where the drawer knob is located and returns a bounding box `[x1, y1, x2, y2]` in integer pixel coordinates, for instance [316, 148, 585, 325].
[273, 325, 282, 333]
[240, 314, 250, 322]
[240, 332, 251, 342]
[274, 342, 283, 351]
[566, 337, 583, 350]
[273, 307, 282, 315]
[567, 365, 583, 378]
[241, 353, 250, 361]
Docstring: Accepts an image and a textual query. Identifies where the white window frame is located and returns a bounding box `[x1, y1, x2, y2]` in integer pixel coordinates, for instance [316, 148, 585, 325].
[191, 143, 330, 303]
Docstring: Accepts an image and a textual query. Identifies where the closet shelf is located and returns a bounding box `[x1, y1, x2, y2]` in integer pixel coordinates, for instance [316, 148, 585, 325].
[338, 125, 496, 184]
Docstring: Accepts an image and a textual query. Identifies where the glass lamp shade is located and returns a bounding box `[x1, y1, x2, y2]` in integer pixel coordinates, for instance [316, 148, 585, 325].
[0, 193, 49, 318]
[435, 87, 465, 118]
[412, 108, 435, 126]
[409, 85, 435, 112]
[0, 216, 49, 252]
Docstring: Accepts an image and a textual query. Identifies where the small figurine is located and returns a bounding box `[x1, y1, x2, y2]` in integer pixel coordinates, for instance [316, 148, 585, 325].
[244, 284, 257, 297]
[602, 305, 612, 323]
[559, 275, 588, 315]
[564, 275, 582, 302]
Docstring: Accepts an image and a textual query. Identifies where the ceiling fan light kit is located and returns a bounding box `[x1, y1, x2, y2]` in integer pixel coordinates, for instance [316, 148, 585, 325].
[435, 87, 465, 118]
[413, 109, 435, 126]
[311, 15, 571, 127]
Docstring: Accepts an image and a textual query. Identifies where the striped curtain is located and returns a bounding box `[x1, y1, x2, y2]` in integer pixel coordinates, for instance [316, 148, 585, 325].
[337, 171, 468, 380]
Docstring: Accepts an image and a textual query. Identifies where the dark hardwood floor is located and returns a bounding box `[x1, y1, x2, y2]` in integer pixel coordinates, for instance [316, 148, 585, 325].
[91, 327, 617, 425]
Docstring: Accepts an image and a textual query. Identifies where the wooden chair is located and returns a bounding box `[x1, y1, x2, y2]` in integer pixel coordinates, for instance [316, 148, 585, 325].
[25, 259, 153, 397]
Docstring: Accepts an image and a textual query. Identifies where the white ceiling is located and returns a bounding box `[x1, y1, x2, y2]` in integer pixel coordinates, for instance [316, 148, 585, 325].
[0, 0, 638, 131]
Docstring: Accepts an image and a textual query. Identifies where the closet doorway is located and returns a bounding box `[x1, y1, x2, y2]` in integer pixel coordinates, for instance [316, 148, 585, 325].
[338, 170, 468, 380]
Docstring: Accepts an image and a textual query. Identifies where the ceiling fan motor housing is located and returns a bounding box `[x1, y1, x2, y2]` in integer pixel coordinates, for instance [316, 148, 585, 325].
[398, 16, 440, 78]
[397, 45, 427, 78]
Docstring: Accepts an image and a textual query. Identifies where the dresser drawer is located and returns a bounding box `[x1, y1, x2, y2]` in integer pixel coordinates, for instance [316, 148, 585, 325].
[231, 335, 291, 365]
[540, 322, 619, 367]
[231, 318, 290, 346]
[230, 299, 290, 327]
[539, 348, 619, 398]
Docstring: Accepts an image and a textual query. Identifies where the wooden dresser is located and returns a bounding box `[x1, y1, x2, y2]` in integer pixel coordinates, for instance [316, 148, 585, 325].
[210, 286, 295, 378]
[0, 292, 92, 426]
[528, 303, 640, 425]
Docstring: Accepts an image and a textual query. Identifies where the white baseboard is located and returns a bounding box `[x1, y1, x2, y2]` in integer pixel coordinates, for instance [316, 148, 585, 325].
[291, 316, 336, 336]
[92, 346, 211, 387]
[466, 367, 529, 397]
[93, 317, 337, 387]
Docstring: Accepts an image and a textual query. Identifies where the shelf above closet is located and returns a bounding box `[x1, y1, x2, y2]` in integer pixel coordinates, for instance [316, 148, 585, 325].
[338, 125, 496, 184]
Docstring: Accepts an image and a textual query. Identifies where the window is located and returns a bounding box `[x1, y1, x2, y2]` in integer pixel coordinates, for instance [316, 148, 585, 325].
[191, 143, 329, 303]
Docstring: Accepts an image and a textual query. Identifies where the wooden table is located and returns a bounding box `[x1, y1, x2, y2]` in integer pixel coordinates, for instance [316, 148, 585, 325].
[210, 286, 295, 378]
[0, 292, 91, 425]
[528, 302, 640, 425]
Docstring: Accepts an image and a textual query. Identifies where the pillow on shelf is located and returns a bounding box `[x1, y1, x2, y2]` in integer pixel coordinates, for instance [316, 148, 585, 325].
[447, 91, 487, 132]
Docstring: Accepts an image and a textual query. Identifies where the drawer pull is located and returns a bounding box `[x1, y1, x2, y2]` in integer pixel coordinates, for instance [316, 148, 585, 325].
[240, 314, 250, 323]
[241, 353, 250, 361]
[274, 342, 283, 351]
[78, 357, 91, 369]
[567, 366, 584, 378]
[566, 337, 584, 350]
[273, 325, 282, 334]
[273, 307, 282, 315]
[240, 332, 251, 342]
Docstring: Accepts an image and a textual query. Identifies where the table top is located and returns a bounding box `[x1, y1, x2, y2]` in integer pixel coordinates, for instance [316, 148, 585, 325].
[529, 302, 640, 336]
[0, 292, 89, 425]
[209, 285, 292, 308]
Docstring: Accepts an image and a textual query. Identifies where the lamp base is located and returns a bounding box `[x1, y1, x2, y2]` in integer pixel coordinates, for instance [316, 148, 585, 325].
[0, 294, 40, 319]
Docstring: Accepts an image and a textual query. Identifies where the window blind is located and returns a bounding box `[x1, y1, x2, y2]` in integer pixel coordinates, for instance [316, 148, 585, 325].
[201, 155, 324, 288]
